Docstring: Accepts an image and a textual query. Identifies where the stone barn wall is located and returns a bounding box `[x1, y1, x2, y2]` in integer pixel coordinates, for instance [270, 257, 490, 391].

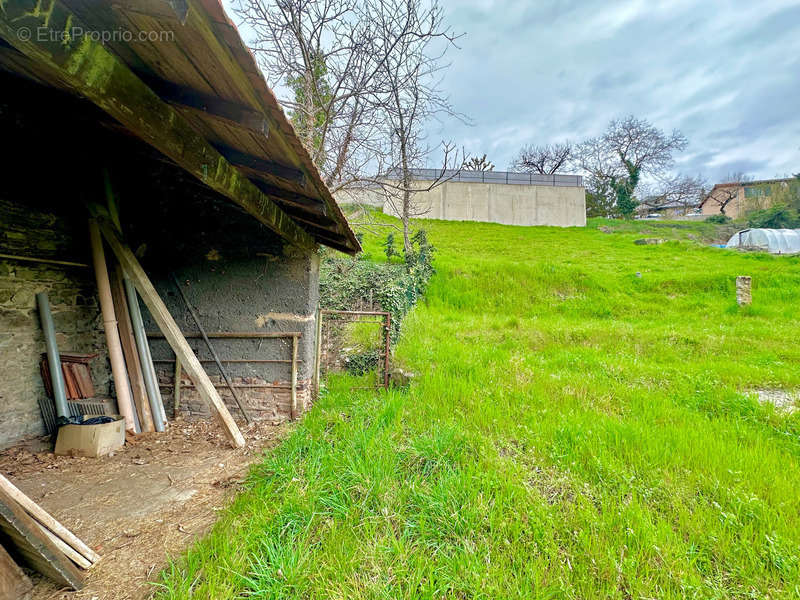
[0, 198, 112, 448]
[0, 193, 322, 446]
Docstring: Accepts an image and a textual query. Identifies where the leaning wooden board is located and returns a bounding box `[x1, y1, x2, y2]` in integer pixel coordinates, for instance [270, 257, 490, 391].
[98, 219, 245, 448]
[0, 485, 84, 590]
[0, 542, 33, 600]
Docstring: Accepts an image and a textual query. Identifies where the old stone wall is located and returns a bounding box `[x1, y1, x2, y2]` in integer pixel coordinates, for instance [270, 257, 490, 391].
[0, 199, 111, 448]
[0, 189, 323, 445]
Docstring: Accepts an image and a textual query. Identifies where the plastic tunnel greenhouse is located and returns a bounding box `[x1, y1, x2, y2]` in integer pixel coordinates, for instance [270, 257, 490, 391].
[725, 229, 800, 254]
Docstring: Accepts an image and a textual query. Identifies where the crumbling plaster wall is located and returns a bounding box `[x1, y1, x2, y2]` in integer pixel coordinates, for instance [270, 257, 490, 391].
[133, 200, 321, 423]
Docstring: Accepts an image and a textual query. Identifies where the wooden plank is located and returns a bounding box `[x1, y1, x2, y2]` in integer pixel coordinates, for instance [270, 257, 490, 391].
[0, 474, 99, 565]
[88, 220, 137, 433]
[34, 522, 93, 570]
[110, 265, 155, 433]
[0, 542, 33, 600]
[0, 480, 84, 590]
[0, 1, 314, 253]
[98, 221, 245, 448]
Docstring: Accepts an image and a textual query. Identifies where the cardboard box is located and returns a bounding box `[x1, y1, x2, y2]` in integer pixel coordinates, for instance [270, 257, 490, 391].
[54, 416, 125, 458]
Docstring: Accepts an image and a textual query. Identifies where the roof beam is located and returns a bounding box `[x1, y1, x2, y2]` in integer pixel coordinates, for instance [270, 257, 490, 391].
[247, 179, 326, 214]
[0, 0, 314, 251]
[214, 144, 306, 187]
[274, 203, 338, 227]
[141, 76, 270, 136]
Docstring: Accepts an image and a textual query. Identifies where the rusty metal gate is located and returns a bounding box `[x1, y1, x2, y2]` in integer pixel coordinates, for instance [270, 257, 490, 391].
[314, 309, 390, 391]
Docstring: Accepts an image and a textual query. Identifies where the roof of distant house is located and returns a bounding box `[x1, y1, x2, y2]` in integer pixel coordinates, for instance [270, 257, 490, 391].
[699, 177, 797, 208]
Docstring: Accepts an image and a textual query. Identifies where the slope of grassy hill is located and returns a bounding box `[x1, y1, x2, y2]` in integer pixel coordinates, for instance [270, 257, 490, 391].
[157, 216, 800, 599]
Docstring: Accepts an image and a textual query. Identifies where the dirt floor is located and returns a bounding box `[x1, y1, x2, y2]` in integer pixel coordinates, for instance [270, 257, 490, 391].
[0, 418, 290, 600]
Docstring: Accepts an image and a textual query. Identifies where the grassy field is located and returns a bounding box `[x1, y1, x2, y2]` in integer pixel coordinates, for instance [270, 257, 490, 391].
[156, 217, 800, 599]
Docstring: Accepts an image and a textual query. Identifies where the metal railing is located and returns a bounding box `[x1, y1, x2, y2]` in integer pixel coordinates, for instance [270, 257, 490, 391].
[384, 168, 583, 187]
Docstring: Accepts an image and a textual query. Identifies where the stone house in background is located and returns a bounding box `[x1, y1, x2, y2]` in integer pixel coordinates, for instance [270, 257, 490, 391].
[699, 177, 797, 219]
[0, 1, 358, 447]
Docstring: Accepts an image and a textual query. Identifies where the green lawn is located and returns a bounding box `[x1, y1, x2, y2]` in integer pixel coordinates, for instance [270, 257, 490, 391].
[156, 217, 800, 599]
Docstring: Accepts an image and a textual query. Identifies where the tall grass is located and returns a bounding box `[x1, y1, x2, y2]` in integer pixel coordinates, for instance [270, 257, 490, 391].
[156, 217, 800, 599]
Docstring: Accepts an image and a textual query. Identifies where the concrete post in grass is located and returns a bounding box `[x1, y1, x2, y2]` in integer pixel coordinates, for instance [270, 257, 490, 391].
[736, 276, 752, 306]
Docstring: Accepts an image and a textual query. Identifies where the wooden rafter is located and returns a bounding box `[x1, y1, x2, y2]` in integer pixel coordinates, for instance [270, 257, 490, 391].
[213, 144, 307, 187]
[142, 76, 270, 136]
[0, 0, 314, 252]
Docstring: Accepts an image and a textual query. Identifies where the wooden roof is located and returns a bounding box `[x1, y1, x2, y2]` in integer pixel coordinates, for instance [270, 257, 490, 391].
[0, 0, 359, 255]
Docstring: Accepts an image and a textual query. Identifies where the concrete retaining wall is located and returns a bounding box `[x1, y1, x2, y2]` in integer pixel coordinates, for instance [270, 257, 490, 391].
[383, 180, 586, 227]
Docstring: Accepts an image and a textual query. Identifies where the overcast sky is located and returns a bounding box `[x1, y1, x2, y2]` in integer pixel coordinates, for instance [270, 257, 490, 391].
[226, 0, 800, 182]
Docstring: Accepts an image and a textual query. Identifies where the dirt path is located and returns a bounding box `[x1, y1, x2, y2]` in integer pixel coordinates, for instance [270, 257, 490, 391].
[0, 419, 289, 600]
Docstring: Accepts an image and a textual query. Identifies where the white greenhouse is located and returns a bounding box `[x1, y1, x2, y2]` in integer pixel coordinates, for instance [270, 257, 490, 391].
[725, 229, 800, 254]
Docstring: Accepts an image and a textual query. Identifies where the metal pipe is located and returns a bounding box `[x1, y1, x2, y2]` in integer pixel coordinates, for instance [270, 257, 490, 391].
[170, 274, 252, 424]
[290, 334, 298, 420]
[146, 331, 301, 339]
[36, 292, 69, 422]
[173, 355, 181, 419]
[143, 327, 168, 427]
[123, 277, 166, 432]
[313, 306, 322, 400]
[384, 313, 391, 389]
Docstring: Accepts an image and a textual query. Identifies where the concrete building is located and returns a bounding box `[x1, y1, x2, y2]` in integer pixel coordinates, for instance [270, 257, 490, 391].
[0, 2, 358, 447]
[341, 170, 586, 227]
[700, 178, 798, 219]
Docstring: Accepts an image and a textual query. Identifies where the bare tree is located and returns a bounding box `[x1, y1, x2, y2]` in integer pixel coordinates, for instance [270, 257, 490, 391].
[462, 154, 494, 171]
[576, 116, 688, 180]
[235, 0, 457, 195]
[639, 174, 707, 214]
[511, 143, 573, 174]
[575, 116, 688, 217]
[369, 0, 465, 253]
[705, 186, 739, 215]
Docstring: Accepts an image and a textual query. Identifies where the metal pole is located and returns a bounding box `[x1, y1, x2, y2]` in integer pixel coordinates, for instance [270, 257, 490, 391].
[36, 292, 69, 422]
[170, 274, 252, 424]
[384, 313, 391, 389]
[290, 334, 298, 420]
[173, 355, 181, 419]
[313, 306, 322, 399]
[123, 277, 166, 432]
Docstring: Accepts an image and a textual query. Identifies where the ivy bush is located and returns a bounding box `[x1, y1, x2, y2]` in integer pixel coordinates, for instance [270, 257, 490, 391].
[320, 229, 435, 375]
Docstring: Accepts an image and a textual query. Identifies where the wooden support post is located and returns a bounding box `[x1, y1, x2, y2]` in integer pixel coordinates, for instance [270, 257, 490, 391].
[88, 220, 136, 433]
[290, 334, 298, 420]
[110, 266, 155, 432]
[313, 307, 322, 400]
[173, 355, 182, 419]
[97, 221, 245, 447]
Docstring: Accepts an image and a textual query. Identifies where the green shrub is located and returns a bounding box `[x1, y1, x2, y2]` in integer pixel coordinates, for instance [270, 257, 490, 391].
[746, 204, 800, 229]
[706, 214, 731, 224]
